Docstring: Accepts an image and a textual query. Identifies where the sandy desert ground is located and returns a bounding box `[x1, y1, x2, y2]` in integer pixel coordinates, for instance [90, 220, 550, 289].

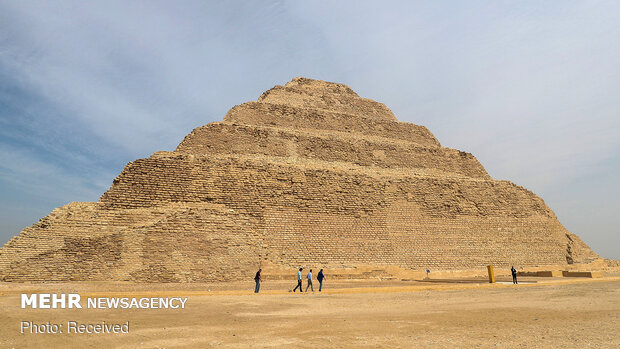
[1, 277, 619, 348]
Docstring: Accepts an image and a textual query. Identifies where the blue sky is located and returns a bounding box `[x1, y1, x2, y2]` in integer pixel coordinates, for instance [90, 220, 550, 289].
[0, 1, 618, 259]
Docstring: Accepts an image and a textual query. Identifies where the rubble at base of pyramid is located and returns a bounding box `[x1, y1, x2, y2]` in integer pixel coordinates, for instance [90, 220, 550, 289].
[0, 77, 607, 282]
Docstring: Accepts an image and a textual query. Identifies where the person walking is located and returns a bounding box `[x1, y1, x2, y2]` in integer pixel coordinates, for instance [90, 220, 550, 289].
[293, 268, 303, 292]
[317, 269, 325, 292]
[511, 266, 518, 284]
[305, 269, 314, 292]
[254, 268, 262, 293]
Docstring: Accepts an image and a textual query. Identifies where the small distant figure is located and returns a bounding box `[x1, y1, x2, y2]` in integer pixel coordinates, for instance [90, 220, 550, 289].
[306, 269, 314, 292]
[511, 266, 518, 284]
[254, 268, 262, 293]
[293, 268, 303, 292]
[317, 269, 325, 292]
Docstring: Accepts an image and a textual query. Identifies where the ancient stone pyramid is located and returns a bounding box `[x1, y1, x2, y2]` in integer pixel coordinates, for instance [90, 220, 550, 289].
[0, 77, 600, 282]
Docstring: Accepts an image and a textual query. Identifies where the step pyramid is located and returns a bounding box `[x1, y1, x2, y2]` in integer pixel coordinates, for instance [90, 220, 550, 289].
[0, 77, 599, 282]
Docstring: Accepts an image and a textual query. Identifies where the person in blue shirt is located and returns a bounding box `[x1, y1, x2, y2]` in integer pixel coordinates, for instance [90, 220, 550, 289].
[293, 268, 303, 292]
[317, 269, 325, 292]
[305, 269, 314, 292]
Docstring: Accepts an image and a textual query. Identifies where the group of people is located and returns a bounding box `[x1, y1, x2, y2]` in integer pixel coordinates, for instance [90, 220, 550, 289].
[293, 268, 325, 293]
[253, 266, 519, 293]
[254, 267, 326, 293]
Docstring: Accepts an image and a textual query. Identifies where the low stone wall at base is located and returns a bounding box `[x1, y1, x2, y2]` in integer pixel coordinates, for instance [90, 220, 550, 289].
[562, 271, 603, 278]
[254, 262, 610, 284]
[518, 271, 563, 277]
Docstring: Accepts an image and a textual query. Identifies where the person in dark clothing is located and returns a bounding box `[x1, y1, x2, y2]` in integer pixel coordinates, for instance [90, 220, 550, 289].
[317, 269, 325, 292]
[511, 266, 518, 284]
[254, 268, 262, 293]
[293, 268, 303, 292]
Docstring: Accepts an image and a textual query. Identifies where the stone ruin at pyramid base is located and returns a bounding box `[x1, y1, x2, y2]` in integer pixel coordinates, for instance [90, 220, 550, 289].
[0, 77, 610, 283]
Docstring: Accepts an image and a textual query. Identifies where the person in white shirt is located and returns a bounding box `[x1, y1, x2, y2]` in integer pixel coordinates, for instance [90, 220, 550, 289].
[305, 269, 314, 292]
[293, 268, 303, 292]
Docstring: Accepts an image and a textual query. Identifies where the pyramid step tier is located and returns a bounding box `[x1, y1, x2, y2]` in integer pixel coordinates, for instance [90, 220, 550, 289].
[175, 122, 490, 179]
[223, 102, 440, 148]
[101, 153, 547, 220]
[258, 77, 397, 122]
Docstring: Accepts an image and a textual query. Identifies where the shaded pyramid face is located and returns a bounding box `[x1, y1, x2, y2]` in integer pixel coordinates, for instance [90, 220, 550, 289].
[0, 77, 599, 282]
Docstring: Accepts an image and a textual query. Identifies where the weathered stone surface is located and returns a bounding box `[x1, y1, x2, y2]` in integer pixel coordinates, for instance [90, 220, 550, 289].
[257, 77, 397, 121]
[0, 77, 600, 282]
